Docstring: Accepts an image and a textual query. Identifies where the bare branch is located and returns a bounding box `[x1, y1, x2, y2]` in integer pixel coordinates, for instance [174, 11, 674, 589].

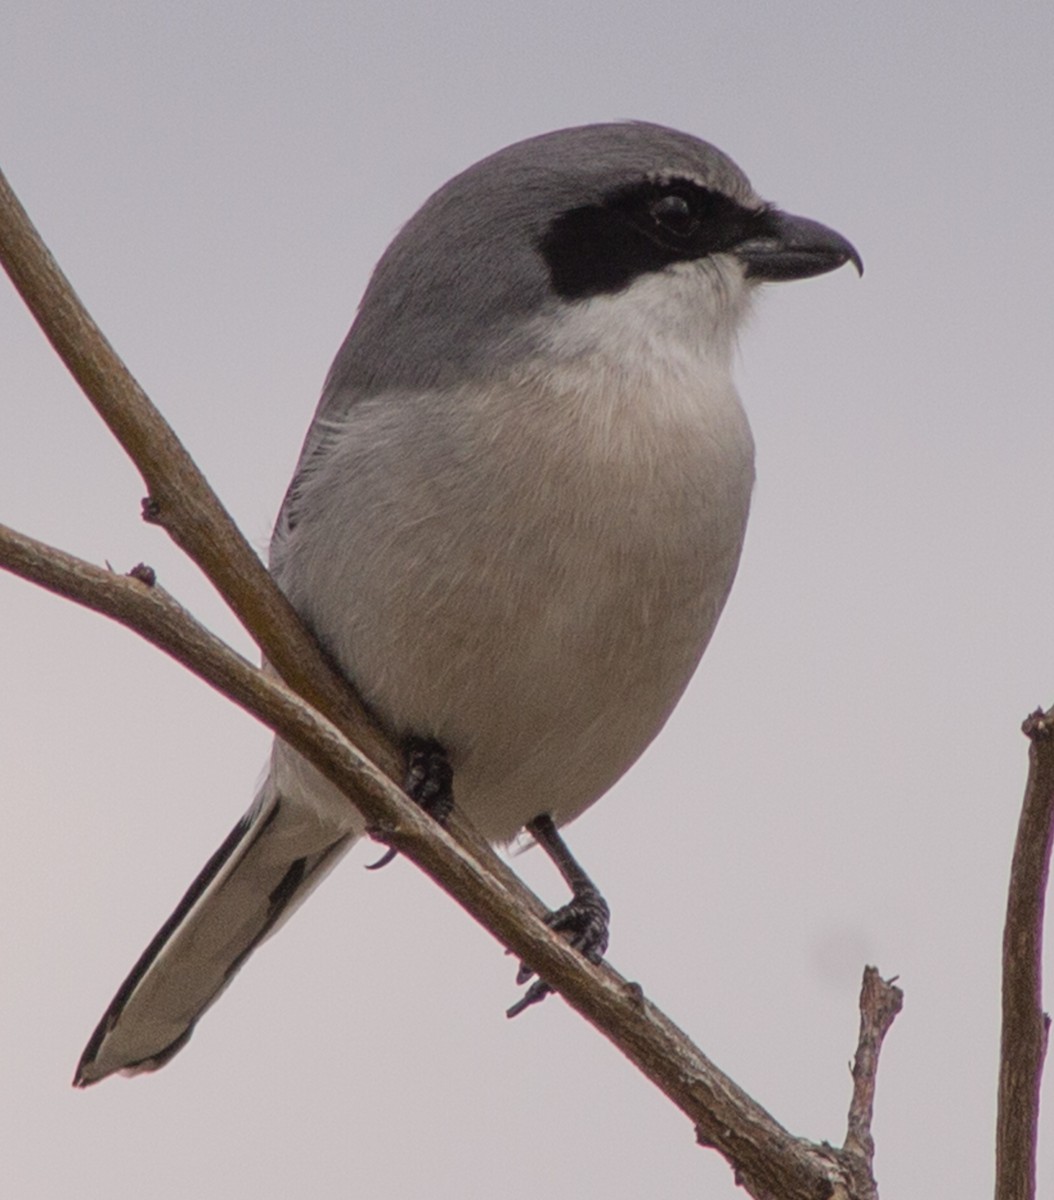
[0, 163, 897, 1199]
[0, 519, 867, 1199]
[834, 967, 904, 1198]
[995, 707, 1054, 1200]
[0, 161, 397, 778]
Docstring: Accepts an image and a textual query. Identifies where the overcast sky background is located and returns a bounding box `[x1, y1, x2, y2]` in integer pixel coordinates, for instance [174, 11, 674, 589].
[3, 3, 1052, 1197]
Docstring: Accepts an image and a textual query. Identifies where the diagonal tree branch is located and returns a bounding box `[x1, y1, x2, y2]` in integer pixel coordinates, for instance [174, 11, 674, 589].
[0, 518, 865, 1199]
[0, 153, 543, 968]
[995, 708, 1054, 1200]
[0, 160, 901, 1199]
[0, 159, 397, 779]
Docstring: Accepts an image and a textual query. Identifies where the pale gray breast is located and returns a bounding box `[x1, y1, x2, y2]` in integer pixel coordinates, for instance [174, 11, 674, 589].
[271, 281, 755, 838]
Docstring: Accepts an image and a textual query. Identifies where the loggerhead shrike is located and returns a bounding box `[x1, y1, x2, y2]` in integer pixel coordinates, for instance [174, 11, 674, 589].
[74, 122, 860, 1085]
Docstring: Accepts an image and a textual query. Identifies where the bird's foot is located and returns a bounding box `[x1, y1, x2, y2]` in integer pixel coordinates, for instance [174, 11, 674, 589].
[366, 737, 452, 869]
[506, 884, 610, 1017]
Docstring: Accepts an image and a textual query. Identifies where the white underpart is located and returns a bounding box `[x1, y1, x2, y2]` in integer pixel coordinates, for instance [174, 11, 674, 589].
[272, 256, 757, 842]
[74, 256, 760, 1084]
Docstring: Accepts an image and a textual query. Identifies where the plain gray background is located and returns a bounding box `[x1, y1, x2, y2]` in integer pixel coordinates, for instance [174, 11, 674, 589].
[3, 3, 1052, 1196]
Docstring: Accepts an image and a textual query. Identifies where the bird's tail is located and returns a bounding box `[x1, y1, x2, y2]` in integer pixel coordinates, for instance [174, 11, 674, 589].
[74, 780, 356, 1086]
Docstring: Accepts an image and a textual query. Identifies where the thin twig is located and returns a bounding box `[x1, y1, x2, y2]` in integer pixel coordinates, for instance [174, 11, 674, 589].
[995, 708, 1054, 1200]
[0, 141, 527, 918]
[1, 160, 896, 1200]
[0, 161, 397, 779]
[836, 967, 904, 1198]
[0, 519, 854, 1200]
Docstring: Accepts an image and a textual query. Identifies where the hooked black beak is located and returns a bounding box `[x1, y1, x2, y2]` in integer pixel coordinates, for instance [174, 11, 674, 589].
[735, 210, 863, 282]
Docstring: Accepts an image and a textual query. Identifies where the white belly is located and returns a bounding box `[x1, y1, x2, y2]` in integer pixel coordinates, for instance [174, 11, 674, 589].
[272, 274, 756, 841]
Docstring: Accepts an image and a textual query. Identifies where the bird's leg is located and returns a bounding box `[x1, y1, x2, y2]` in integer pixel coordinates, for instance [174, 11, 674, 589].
[507, 813, 611, 1017]
[366, 736, 453, 870]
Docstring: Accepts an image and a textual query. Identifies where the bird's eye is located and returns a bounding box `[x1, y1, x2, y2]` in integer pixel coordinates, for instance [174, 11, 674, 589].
[649, 193, 698, 237]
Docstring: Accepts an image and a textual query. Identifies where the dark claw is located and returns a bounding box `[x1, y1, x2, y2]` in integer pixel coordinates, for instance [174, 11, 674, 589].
[509, 885, 611, 1013]
[506, 979, 551, 1019]
[365, 846, 399, 871]
[365, 737, 452, 870]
